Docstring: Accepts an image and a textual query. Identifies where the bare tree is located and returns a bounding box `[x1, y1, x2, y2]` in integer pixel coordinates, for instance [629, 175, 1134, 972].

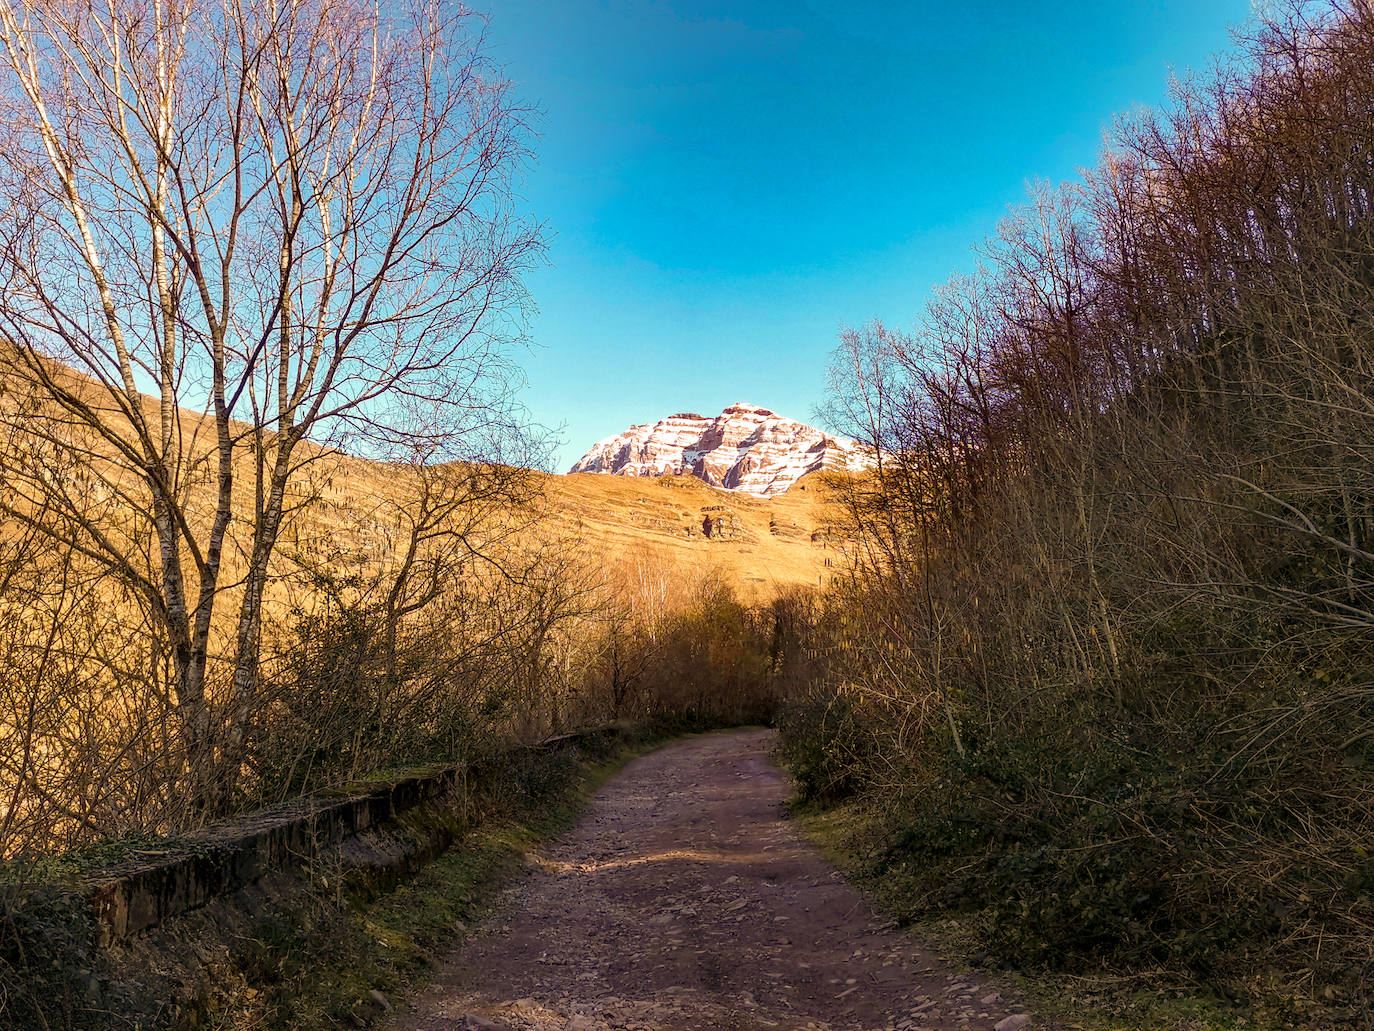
[812, 0, 1374, 1004]
[0, 0, 539, 811]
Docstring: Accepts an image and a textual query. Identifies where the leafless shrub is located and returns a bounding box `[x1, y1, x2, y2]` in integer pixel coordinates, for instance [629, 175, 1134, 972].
[813, 0, 1374, 1011]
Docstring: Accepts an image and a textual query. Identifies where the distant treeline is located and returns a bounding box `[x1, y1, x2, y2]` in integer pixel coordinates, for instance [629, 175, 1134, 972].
[780, 1, 1373, 1024]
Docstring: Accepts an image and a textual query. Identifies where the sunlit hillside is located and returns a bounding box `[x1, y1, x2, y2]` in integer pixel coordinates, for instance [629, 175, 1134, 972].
[260, 459, 846, 608]
[545, 470, 841, 598]
[0, 354, 842, 610]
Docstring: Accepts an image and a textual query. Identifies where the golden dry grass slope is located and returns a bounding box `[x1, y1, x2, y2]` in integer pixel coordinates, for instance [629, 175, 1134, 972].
[0, 355, 841, 608]
[266, 460, 845, 606]
[543, 470, 843, 599]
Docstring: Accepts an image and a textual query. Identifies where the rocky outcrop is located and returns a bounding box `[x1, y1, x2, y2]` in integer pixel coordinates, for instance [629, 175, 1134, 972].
[569, 403, 872, 497]
[700, 506, 742, 541]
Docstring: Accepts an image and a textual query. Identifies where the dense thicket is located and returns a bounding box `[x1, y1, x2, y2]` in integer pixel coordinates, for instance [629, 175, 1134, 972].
[783, 2, 1374, 1022]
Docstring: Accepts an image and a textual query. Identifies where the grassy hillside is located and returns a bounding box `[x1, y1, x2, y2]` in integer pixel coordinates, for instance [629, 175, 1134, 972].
[546, 470, 840, 599]
[150, 449, 843, 606]
[1, 352, 839, 613]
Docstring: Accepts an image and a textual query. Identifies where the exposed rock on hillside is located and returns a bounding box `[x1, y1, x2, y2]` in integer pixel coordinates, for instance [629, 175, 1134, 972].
[569, 403, 872, 497]
[700, 505, 743, 541]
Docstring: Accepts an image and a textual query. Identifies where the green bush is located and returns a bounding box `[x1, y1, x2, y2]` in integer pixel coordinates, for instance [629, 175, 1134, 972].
[0, 871, 107, 1030]
[782, 700, 1372, 1022]
[775, 686, 881, 803]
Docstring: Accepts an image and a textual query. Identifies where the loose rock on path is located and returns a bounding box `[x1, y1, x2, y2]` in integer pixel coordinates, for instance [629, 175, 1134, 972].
[394, 728, 1041, 1031]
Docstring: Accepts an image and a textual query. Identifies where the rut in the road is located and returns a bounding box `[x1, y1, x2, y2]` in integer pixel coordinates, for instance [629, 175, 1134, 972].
[394, 728, 1040, 1031]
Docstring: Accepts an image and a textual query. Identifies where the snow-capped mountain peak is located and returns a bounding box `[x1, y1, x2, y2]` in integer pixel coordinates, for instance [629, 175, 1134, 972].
[568, 403, 873, 496]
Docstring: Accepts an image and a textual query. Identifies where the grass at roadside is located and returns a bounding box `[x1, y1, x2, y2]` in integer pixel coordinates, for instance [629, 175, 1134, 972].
[791, 799, 1285, 1031]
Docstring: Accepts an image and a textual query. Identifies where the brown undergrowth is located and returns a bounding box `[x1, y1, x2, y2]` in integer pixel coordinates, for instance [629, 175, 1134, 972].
[780, 2, 1374, 1026]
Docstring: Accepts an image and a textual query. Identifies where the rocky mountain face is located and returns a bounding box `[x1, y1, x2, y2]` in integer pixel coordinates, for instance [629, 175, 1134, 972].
[569, 403, 873, 497]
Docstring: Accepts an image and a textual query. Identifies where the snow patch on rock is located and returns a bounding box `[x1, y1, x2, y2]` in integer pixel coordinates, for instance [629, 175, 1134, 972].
[568, 402, 873, 497]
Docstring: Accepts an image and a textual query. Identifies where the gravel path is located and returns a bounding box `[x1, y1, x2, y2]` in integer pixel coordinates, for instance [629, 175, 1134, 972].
[395, 728, 1040, 1031]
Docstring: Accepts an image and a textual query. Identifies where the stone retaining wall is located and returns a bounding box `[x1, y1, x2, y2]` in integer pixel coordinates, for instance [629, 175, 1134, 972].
[77, 727, 620, 945]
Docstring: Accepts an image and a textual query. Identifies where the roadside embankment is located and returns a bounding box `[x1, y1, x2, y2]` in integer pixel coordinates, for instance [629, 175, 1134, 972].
[0, 719, 701, 1030]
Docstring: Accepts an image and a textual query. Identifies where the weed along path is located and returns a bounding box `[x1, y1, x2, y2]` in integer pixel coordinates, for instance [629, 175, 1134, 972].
[395, 729, 1040, 1031]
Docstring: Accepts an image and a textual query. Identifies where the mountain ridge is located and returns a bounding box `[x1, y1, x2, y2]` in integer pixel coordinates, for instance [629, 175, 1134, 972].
[569, 402, 873, 497]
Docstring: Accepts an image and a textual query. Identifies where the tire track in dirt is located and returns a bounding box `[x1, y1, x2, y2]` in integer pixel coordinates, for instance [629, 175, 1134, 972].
[394, 728, 1040, 1031]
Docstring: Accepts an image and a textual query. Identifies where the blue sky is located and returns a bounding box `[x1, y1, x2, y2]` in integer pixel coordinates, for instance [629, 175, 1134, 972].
[483, 0, 1253, 470]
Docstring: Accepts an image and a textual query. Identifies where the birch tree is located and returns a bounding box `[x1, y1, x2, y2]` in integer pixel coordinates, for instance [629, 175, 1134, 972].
[0, 0, 539, 810]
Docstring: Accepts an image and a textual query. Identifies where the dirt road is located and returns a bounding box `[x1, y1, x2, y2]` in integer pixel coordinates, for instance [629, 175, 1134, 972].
[396, 728, 1038, 1031]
